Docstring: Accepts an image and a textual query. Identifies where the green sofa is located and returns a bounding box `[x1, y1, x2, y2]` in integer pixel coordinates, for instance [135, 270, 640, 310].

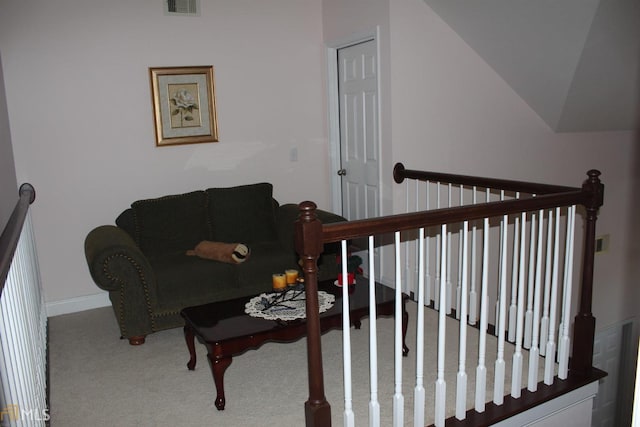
[84, 183, 344, 345]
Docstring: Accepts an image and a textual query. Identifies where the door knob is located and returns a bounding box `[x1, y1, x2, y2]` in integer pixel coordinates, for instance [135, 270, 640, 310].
[337, 169, 347, 176]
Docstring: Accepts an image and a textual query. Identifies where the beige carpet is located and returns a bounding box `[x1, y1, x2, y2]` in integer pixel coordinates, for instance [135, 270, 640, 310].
[48, 300, 549, 426]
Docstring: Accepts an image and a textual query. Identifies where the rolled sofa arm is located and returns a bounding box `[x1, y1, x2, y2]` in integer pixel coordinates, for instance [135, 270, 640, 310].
[84, 225, 156, 293]
[85, 225, 159, 340]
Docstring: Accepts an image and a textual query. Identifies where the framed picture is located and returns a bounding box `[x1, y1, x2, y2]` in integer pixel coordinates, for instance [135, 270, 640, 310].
[149, 66, 219, 146]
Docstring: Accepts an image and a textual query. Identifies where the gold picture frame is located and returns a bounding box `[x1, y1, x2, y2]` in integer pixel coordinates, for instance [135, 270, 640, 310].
[149, 66, 219, 146]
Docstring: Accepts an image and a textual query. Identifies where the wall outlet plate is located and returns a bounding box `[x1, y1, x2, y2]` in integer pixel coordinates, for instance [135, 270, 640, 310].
[595, 234, 610, 253]
[164, 0, 200, 17]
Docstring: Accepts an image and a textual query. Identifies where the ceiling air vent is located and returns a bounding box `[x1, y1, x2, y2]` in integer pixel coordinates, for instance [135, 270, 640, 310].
[165, 0, 200, 16]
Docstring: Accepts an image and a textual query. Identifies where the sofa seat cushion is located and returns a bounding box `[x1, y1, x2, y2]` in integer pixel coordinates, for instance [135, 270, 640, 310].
[132, 191, 211, 258]
[207, 183, 278, 244]
[236, 241, 298, 289]
[151, 254, 240, 312]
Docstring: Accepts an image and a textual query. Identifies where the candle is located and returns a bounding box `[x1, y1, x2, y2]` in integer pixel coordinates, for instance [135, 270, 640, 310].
[285, 269, 299, 286]
[272, 273, 287, 291]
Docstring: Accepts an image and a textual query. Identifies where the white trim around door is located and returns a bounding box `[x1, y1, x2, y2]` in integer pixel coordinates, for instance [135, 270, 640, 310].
[325, 27, 383, 217]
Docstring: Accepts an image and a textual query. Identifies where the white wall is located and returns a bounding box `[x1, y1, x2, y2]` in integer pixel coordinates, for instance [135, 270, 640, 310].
[388, 0, 638, 330]
[2, 0, 637, 332]
[319, 0, 638, 330]
[0, 52, 18, 229]
[0, 0, 329, 304]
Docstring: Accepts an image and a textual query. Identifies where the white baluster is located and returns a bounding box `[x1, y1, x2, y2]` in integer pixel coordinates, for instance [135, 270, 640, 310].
[496, 190, 505, 332]
[511, 212, 526, 398]
[368, 236, 380, 427]
[434, 183, 441, 310]
[475, 216, 490, 413]
[341, 240, 355, 427]
[456, 185, 464, 319]
[540, 209, 554, 356]
[446, 184, 452, 315]
[469, 186, 478, 325]
[544, 207, 561, 385]
[508, 193, 521, 342]
[456, 221, 469, 420]
[413, 229, 425, 427]
[494, 212, 509, 405]
[425, 182, 432, 306]
[524, 211, 537, 349]
[435, 224, 447, 427]
[404, 183, 412, 294]
[414, 180, 421, 298]
[528, 209, 545, 392]
[393, 232, 404, 427]
[558, 206, 576, 379]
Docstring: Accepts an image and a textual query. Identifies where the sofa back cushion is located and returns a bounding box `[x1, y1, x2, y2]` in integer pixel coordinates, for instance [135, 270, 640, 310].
[115, 208, 136, 239]
[131, 191, 211, 257]
[206, 183, 278, 243]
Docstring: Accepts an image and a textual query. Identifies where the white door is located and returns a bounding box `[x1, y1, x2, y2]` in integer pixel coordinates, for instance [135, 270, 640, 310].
[337, 40, 379, 221]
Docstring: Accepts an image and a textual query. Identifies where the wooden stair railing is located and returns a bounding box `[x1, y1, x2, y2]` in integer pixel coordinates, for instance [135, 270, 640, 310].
[295, 165, 604, 427]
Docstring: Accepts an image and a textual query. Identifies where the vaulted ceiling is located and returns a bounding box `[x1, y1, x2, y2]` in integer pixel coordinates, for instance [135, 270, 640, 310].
[424, 0, 640, 132]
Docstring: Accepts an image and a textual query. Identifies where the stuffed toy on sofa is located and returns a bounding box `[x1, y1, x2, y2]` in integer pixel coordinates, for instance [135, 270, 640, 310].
[186, 241, 250, 264]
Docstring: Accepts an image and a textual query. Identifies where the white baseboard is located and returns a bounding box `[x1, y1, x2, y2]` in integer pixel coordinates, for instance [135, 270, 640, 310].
[492, 381, 599, 427]
[592, 317, 639, 426]
[46, 292, 111, 317]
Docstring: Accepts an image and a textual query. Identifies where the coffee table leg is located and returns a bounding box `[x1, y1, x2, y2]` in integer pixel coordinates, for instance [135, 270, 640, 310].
[402, 299, 409, 356]
[207, 351, 232, 410]
[184, 325, 197, 370]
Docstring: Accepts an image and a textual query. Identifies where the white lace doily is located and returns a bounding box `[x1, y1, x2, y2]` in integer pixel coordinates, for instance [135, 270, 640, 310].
[245, 290, 335, 321]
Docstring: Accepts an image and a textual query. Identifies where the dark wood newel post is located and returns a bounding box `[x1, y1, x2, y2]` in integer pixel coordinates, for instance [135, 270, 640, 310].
[295, 201, 332, 427]
[570, 170, 604, 375]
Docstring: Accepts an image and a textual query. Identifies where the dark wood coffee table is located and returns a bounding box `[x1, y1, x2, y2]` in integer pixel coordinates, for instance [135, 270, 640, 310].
[180, 276, 408, 410]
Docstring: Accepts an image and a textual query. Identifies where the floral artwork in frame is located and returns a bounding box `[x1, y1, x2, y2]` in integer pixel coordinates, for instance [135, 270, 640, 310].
[149, 66, 219, 146]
